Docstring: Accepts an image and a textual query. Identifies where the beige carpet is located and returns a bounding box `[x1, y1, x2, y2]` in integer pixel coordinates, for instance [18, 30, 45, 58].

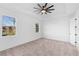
[0, 38, 79, 56]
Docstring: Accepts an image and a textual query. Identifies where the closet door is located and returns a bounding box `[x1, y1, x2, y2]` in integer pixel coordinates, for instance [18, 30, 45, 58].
[70, 17, 79, 47]
[76, 17, 79, 47]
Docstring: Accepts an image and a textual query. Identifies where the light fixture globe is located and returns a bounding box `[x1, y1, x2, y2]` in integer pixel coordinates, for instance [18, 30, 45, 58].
[41, 10, 46, 14]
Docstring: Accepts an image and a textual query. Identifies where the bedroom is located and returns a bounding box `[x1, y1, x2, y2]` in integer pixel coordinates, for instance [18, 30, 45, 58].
[0, 3, 79, 56]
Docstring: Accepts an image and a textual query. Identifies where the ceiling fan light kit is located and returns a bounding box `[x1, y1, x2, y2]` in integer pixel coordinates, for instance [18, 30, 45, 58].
[34, 3, 55, 15]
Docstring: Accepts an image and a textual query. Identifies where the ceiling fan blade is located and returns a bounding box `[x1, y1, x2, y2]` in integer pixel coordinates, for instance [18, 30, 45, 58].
[47, 11, 52, 13]
[41, 12, 43, 15]
[44, 3, 48, 8]
[47, 5, 54, 9]
[48, 9, 55, 11]
[37, 4, 42, 8]
[37, 11, 42, 14]
[45, 12, 47, 14]
[33, 7, 40, 9]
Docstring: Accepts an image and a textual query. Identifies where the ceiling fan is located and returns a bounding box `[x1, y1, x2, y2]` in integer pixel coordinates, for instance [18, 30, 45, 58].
[34, 3, 55, 15]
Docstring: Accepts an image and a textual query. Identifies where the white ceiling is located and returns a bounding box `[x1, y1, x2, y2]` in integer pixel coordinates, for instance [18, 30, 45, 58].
[0, 3, 34, 14]
[0, 3, 79, 18]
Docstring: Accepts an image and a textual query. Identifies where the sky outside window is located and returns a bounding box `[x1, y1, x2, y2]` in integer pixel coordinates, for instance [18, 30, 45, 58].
[2, 16, 15, 26]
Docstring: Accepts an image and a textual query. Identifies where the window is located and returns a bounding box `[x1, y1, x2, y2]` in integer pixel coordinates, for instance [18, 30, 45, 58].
[35, 23, 39, 33]
[2, 16, 16, 36]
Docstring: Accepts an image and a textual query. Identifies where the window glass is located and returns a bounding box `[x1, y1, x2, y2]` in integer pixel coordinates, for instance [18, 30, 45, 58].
[2, 16, 16, 36]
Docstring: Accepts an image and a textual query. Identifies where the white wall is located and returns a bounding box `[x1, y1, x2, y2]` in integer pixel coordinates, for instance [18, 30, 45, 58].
[0, 4, 42, 51]
[43, 3, 79, 42]
[43, 16, 70, 42]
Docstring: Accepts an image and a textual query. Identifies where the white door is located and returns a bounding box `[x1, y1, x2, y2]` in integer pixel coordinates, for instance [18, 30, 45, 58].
[70, 17, 79, 47]
[76, 17, 79, 47]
